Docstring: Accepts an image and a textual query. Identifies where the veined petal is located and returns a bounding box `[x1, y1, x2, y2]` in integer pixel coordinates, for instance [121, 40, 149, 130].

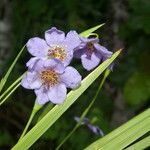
[62, 50, 73, 66]
[45, 27, 65, 45]
[60, 66, 81, 89]
[47, 83, 67, 104]
[44, 59, 65, 73]
[73, 46, 86, 58]
[21, 71, 42, 89]
[35, 87, 49, 105]
[65, 31, 81, 50]
[26, 37, 49, 57]
[26, 57, 40, 71]
[81, 53, 101, 71]
[94, 43, 113, 58]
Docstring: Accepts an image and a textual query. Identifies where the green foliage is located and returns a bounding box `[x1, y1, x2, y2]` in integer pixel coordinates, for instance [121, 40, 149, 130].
[125, 135, 150, 150]
[124, 72, 150, 106]
[56, 70, 110, 150]
[11, 50, 121, 150]
[0, 45, 25, 93]
[85, 108, 150, 150]
[0, 0, 149, 149]
[0, 131, 14, 147]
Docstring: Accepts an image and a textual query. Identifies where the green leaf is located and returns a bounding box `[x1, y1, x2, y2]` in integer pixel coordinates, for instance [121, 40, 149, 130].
[84, 108, 150, 150]
[0, 45, 25, 93]
[124, 72, 150, 106]
[0, 23, 103, 106]
[125, 135, 150, 150]
[79, 23, 105, 37]
[56, 69, 110, 150]
[11, 50, 121, 150]
[0, 74, 24, 101]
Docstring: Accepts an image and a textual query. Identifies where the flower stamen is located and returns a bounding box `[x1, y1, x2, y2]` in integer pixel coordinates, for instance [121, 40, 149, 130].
[48, 46, 67, 61]
[87, 42, 95, 54]
[40, 69, 59, 87]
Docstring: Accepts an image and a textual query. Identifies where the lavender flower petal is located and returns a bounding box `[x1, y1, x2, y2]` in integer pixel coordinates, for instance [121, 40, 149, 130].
[62, 49, 73, 67]
[26, 37, 49, 57]
[81, 53, 100, 71]
[35, 87, 49, 105]
[65, 31, 81, 50]
[94, 43, 113, 58]
[45, 27, 65, 45]
[21, 71, 42, 89]
[74, 116, 90, 125]
[47, 83, 67, 104]
[26, 57, 40, 71]
[60, 66, 82, 89]
[87, 124, 104, 136]
[44, 59, 65, 73]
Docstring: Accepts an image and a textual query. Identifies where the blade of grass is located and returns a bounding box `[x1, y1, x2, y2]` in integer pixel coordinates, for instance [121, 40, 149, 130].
[0, 82, 20, 106]
[56, 69, 110, 150]
[18, 102, 42, 141]
[80, 23, 105, 37]
[124, 135, 150, 150]
[0, 23, 103, 106]
[0, 45, 25, 93]
[84, 108, 150, 150]
[0, 73, 24, 101]
[11, 49, 121, 150]
[25, 23, 106, 122]
[99, 114, 150, 150]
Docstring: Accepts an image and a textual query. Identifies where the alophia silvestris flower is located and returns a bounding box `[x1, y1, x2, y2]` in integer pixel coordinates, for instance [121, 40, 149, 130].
[74, 37, 113, 71]
[26, 27, 81, 69]
[21, 59, 81, 104]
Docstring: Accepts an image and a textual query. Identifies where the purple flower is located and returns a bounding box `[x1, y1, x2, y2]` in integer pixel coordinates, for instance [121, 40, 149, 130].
[74, 116, 90, 125]
[26, 27, 81, 68]
[74, 37, 113, 71]
[87, 124, 104, 136]
[21, 59, 82, 105]
[74, 116, 104, 136]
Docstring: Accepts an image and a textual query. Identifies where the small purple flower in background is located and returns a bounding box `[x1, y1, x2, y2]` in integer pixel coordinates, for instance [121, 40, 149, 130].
[74, 37, 113, 71]
[26, 27, 81, 68]
[21, 59, 82, 105]
[74, 116, 104, 136]
[87, 124, 104, 136]
[74, 116, 90, 125]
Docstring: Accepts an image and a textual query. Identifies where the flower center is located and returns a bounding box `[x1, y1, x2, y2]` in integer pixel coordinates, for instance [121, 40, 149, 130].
[47, 46, 67, 61]
[87, 42, 95, 54]
[40, 69, 59, 87]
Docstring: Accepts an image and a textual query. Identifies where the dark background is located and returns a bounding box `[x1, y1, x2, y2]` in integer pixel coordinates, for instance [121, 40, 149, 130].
[0, 0, 149, 149]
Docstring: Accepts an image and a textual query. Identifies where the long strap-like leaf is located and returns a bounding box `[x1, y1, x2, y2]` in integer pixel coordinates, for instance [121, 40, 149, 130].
[11, 50, 121, 150]
[84, 108, 150, 150]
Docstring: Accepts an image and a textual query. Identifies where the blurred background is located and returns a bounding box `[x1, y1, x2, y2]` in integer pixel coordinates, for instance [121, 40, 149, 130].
[0, 0, 149, 149]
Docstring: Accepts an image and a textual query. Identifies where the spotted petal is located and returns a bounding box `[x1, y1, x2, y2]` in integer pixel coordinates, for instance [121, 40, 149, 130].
[60, 66, 82, 89]
[62, 50, 73, 67]
[65, 31, 81, 50]
[45, 27, 65, 45]
[47, 83, 67, 104]
[44, 59, 65, 73]
[35, 87, 49, 105]
[94, 43, 113, 58]
[81, 53, 101, 71]
[26, 37, 49, 57]
[26, 57, 40, 71]
[21, 71, 42, 89]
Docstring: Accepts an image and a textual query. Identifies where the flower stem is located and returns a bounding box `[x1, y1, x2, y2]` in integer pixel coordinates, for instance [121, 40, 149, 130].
[56, 69, 110, 150]
[0, 45, 25, 93]
[0, 82, 20, 106]
[18, 102, 42, 141]
[0, 73, 24, 101]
